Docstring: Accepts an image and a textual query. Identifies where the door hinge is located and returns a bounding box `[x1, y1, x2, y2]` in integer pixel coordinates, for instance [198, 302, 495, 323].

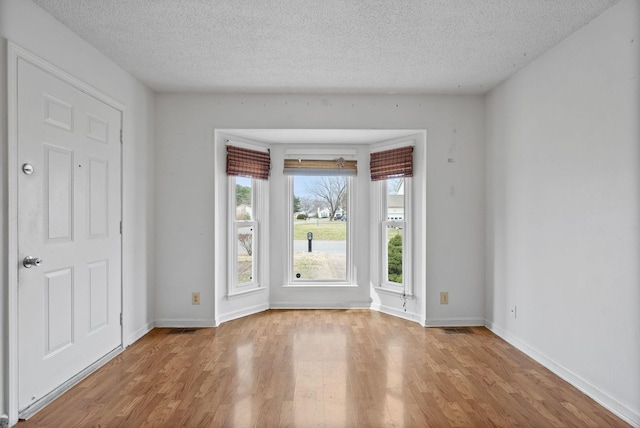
[120, 313, 123, 326]
[120, 129, 123, 144]
[120, 221, 122, 234]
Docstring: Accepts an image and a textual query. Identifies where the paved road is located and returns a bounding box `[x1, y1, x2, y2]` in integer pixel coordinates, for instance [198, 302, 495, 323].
[294, 240, 346, 254]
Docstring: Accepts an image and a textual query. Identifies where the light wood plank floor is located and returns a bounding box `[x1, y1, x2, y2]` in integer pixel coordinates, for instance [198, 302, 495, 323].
[19, 310, 630, 427]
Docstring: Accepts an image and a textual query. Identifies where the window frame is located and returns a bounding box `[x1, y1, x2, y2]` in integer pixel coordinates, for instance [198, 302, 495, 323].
[227, 175, 265, 297]
[379, 177, 413, 295]
[285, 175, 355, 286]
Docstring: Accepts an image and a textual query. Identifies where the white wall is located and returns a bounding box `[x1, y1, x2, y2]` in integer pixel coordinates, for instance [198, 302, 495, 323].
[485, 0, 640, 424]
[0, 0, 156, 420]
[154, 94, 485, 326]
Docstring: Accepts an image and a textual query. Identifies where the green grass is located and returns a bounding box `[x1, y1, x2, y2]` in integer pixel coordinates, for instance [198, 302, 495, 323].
[293, 252, 347, 281]
[292, 253, 323, 278]
[292, 220, 404, 241]
[237, 256, 253, 283]
[293, 219, 346, 240]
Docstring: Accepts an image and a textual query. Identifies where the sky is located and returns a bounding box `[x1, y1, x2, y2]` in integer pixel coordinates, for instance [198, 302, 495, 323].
[293, 176, 316, 198]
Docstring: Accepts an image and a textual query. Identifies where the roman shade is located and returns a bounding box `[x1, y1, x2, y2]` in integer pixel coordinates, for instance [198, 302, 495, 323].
[283, 158, 357, 176]
[226, 145, 270, 180]
[370, 146, 413, 181]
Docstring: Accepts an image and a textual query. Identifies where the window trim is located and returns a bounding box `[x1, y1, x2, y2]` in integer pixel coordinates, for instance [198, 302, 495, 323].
[285, 175, 354, 286]
[227, 176, 265, 297]
[379, 177, 413, 295]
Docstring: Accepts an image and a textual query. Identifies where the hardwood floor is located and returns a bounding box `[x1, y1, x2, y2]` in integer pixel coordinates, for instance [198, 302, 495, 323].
[19, 310, 630, 427]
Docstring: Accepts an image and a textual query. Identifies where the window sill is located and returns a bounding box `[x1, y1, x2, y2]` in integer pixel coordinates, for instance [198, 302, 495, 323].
[373, 286, 414, 299]
[282, 283, 359, 289]
[227, 287, 266, 300]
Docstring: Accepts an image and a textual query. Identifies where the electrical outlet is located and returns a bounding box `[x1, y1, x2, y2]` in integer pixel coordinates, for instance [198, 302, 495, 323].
[511, 306, 517, 319]
[192, 292, 200, 305]
[440, 292, 448, 305]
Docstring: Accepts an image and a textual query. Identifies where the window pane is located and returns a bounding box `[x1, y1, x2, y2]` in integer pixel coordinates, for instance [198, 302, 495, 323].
[292, 175, 347, 281]
[386, 178, 404, 220]
[386, 225, 403, 284]
[384, 178, 404, 285]
[235, 176, 252, 220]
[236, 225, 254, 284]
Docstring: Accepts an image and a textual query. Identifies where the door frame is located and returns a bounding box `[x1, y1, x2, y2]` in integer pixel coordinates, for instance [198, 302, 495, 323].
[6, 42, 126, 424]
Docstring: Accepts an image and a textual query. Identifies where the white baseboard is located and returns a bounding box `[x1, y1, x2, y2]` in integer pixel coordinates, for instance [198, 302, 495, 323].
[217, 303, 270, 325]
[268, 302, 371, 310]
[126, 321, 155, 346]
[154, 319, 217, 328]
[370, 302, 421, 324]
[485, 320, 640, 428]
[424, 317, 485, 327]
[266, 302, 420, 326]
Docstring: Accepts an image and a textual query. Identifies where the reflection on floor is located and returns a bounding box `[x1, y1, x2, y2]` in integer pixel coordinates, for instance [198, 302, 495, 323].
[19, 310, 630, 427]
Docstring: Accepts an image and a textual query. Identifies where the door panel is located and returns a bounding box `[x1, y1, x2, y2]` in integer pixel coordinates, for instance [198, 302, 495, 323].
[17, 58, 122, 410]
[43, 94, 73, 131]
[89, 158, 109, 237]
[45, 145, 74, 242]
[44, 267, 74, 355]
[88, 260, 109, 332]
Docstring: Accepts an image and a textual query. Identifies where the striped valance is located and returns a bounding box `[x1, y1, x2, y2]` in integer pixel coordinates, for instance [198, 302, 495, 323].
[226, 145, 270, 180]
[370, 146, 413, 181]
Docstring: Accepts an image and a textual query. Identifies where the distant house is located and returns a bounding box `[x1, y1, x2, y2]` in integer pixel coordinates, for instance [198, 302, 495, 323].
[387, 195, 404, 221]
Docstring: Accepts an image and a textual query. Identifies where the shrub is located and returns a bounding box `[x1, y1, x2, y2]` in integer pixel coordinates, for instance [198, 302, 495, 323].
[388, 234, 403, 283]
[296, 213, 308, 220]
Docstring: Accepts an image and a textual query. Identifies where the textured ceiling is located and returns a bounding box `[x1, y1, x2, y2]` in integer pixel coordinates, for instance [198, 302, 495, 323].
[32, 0, 619, 94]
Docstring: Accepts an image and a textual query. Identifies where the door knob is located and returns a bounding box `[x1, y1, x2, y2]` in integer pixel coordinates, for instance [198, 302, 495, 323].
[23, 256, 43, 268]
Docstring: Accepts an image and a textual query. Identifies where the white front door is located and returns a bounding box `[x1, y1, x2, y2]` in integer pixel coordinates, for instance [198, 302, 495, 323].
[17, 58, 122, 410]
